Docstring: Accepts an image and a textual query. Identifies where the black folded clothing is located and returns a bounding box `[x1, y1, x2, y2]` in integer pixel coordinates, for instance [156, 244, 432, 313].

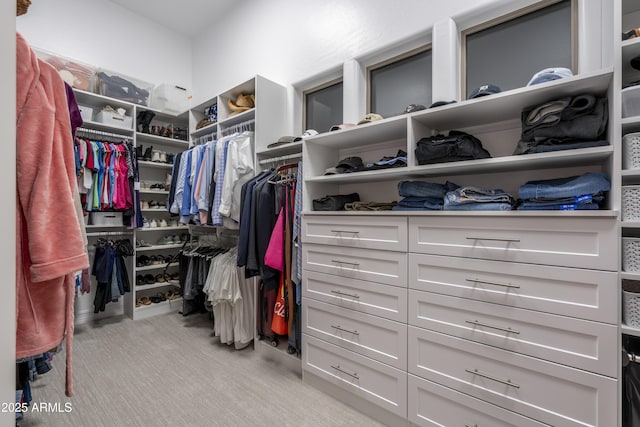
[313, 193, 360, 211]
[415, 131, 490, 165]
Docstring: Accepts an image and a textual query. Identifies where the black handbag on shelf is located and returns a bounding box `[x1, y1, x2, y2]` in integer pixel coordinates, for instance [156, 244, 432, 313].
[415, 130, 491, 165]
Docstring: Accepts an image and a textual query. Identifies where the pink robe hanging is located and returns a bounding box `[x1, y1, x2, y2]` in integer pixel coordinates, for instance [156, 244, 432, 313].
[16, 32, 89, 396]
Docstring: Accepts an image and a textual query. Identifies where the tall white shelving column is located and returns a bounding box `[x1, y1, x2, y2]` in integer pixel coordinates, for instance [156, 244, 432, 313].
[1, 2, 16, 427]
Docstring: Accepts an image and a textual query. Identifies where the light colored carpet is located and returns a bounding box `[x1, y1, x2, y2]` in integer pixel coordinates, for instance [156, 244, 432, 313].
[18, 312, 384, 427]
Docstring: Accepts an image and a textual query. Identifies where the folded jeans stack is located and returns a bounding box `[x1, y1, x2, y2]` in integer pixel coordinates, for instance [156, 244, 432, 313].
[443, 187, 515, 211]
[392, 180, 459, 211]
[517, 172, 610, 210]
[513, 94, 609, 155]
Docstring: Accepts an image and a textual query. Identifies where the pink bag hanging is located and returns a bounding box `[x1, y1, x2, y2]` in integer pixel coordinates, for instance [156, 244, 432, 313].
[264, 207, 285, 271]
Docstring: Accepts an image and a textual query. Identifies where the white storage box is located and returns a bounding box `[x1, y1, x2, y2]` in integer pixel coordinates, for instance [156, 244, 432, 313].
[78, 105, 93, 123]
[150, 84, 189, 114]
[35, 48, 96, 92]
[95, 110, 133, 129]
[95, 69, 153, 106]
[622, 185, 640, 222]
[623, 85, 640, 118]
[90, 212, 123, 226]
[624, 132, 640, 169]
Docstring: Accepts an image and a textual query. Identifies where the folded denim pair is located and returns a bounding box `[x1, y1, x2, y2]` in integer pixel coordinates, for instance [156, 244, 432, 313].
[443, 186, 515, 211]
[394, 196, 444, 210]
[518, 172, 610, 200]
[397, 180, 460, 198]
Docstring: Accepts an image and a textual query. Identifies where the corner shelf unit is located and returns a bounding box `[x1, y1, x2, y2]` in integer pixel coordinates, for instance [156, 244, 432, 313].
[73, 87, 189, 321]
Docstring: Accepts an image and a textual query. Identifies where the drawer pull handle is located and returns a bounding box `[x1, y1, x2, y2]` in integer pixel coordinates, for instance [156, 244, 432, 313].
[466, 278, 520, 289]
[465, 424, 479, 427]
[331, 260, 360, 267]
[465, 368, 520, 388]
[331, 290, 360, 299]
[466, 320, 520, 335]
[331, 230, 360, 234]
[331, 364, 359, 380]
[331, 325, 359, 335]
[465, 237, 520, 243]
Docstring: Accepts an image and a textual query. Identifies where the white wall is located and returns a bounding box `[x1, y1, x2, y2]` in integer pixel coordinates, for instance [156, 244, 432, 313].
[1, 1, 15, 426]
[16, 0, 193, 91]
[191, 0, 516, 106]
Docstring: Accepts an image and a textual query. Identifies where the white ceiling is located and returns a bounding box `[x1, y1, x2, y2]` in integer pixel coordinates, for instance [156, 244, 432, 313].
[107, 0, 237, 37]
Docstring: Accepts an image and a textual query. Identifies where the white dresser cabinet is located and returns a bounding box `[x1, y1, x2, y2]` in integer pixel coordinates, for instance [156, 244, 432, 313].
[408, 216, 617, 270]
[408, 374, 550, 427]
[301, 215, 409, 421]
[407, 215, 618, 426]
[300, 65, 618, 426]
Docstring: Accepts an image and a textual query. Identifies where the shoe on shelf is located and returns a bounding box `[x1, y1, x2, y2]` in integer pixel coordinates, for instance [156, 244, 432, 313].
[137, 296, 152, 306]
[168, 218, 179, 227]
[142, 145, 153, 161]
[140, 200, 150, 209]
[165, 173, 172, 190]
[136, 275, 145, 286]
[159, 151, 167, 163]
[144, 274, 155, 285]
[151, 150, 161, 162]
[148, 200, 158, 209]
[136, 255, 151, 267]
[142, 217, 150, 228]
[157, 235, 173, 245]
[149, 218, 158, 228]
[180, 233, 189, 242]
[158, 218, 168, 228]
[155, 274, 167, 283]
[140, 181, 150, 190]
[136, 240, 152, 247]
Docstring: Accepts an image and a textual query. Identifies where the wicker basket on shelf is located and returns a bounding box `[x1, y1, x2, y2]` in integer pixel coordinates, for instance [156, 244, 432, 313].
[17, 0, 31, 16]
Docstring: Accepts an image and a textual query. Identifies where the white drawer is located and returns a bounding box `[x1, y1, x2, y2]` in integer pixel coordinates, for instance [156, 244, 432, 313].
[408, 374, 550, 427]
[303, 243, 407, 287]
[408, 216, 617, 270]
[302, 334, 407, 418]
[302, 215, 407, 252]
[303, 270, 407, 322]
[303, 298, 407, 370]
[409, 290, 617, 377]
[409, 253, 617, 324]
[408, 327, 617, 427]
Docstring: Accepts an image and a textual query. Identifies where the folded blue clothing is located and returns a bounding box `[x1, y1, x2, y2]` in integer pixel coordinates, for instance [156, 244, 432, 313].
[525, 193, 602, 205]
[517, 202, 599, 210]
[392, 205, 441, 211]
[444, 186, 515, 205]
[398, 180, 459, 198]
[397, 196, 444, 210]
[518, 172, 610, 200]
[444, 202, 514, 211]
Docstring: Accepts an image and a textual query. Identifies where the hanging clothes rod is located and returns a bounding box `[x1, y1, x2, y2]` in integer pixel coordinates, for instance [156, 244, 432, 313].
[77, 127, 133, 141]
[194, 133, 216, 146]
[221, 119, 255, 136]
[259, 152, 302, 165]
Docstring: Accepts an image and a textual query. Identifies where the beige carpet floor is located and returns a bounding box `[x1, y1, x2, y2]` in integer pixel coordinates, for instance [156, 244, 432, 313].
[18, 312, 383, 427]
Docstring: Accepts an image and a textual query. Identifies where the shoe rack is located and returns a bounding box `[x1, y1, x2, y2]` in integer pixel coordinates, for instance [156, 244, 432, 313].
[134, 104, 190, 320]
[72, 88, 191, 321]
